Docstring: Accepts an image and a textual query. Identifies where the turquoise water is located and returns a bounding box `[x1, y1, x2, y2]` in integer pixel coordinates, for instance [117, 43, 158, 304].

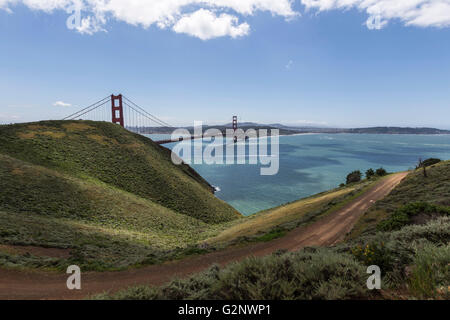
[148, 134, 450, 216]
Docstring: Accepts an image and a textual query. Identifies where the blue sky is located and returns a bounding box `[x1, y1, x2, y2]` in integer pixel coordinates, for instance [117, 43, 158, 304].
[1, 1, 450, 128]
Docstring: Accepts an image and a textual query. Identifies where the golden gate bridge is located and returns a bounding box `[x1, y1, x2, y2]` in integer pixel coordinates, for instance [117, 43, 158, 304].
[62, 94, 239, 144]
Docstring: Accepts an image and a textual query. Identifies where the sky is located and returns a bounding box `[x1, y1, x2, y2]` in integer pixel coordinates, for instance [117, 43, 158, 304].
[1, 0, 450, 128]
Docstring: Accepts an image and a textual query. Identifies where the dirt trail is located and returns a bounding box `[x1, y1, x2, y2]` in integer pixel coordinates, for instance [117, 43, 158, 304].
[0, 172, 408, 300]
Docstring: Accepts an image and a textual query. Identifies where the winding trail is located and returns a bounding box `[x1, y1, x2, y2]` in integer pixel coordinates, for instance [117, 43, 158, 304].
[0, 172, 408, 300]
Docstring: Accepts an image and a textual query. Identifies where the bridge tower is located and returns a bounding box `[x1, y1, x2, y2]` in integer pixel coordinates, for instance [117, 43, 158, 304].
[111, 94, 124, 127]
[232, 116, 238, 143]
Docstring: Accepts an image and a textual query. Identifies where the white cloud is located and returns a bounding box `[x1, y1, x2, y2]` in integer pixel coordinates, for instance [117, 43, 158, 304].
[0, 0, 296, 39]
[53, 101, 71, 107]
[173, 9, 249, 40]
[301, 0, 450, 28]
[1, 0, 450, 40]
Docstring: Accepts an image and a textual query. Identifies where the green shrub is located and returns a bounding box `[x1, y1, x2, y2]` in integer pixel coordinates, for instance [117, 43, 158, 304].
[254, 228, 287, 242]
[375, 168, 387, 176]
[351, 241, 395, 272]
[377, 202, 450, 231]
[94, 248, 369, 300]
[346, 171, 362, 184]
[409, 244, 450, 299]
[342, 217, 450, 289]
[391, 216, 450, 245]
[366, 169, 375, 179]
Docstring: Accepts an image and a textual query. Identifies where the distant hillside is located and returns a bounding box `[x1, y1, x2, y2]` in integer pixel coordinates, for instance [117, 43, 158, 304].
[141, 124, 450, 135]
[344, 127, 450, 134]
[142, 124, 297, 136]
[0, 121, 240, 223]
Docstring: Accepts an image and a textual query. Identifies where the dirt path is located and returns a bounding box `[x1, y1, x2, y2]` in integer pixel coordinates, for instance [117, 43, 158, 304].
[0, 172, 408, 300]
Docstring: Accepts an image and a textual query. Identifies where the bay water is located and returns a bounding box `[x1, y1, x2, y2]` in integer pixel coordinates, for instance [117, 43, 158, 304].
[148, 133, 450, 216]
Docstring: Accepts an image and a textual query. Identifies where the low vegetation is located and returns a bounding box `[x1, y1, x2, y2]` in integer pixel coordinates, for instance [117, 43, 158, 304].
[95, 217, 450, 300]
[346, 170, 362, 184]
[95, 248, 369, 300]
[377, 202, 450, 232]
[346, 167, 387, 185]
[409, 243, 449, 298]
[349, 160, 450, 239]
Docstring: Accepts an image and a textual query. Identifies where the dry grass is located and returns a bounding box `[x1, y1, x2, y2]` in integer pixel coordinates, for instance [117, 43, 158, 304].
[62, 122, 94, 132]
[207, 187, 355, 244]
[18, 128, 66, 140]
[87, 134, 118, 145]
[11, 168, 24, 175]
[124, 142, 145, 153]
[40, 131, 66, 139]
[17, 132, 36, 139]
[27, 125, 48, 130]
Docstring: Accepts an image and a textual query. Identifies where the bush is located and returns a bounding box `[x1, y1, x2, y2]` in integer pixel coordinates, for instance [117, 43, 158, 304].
[391, 216, 450, 245]
[351, 241, 395, 272]
[95, 248, 370, 300]
[409, 244, 450, 299]
[375, 168, 387, 176]
[346, 171, 362, 184]
[377, 202, 450, 231]
[366, 169, 375, 179]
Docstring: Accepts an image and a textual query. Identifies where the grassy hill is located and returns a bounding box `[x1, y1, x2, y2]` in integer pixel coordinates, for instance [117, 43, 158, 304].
[0, 121, 240, 270]
[0, 121, 239, 223]
[349, 160, 450, 239]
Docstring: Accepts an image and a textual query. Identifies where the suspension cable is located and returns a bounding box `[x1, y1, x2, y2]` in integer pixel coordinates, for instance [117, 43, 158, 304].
[66, 100, 110, 120]
[123, 102, 172, 128]
[63, 96, 110, 120]
[122, 96, 173, 128]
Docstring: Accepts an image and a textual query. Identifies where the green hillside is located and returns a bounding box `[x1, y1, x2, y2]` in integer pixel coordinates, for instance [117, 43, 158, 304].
[0, 120, 241, 270]
[349, 160, 450, 238]
[0, 153, 228, 270]
[0, 121, 240, 223]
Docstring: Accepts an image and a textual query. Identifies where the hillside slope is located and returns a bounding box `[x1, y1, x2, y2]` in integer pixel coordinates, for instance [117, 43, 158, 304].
[0, 121, 240, 223]
[349, 160, 450, 238]
[0, 153, 231, 270]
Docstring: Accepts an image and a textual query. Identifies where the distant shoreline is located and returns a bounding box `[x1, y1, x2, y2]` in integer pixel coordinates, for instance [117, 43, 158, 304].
[143, 125, 450, 136]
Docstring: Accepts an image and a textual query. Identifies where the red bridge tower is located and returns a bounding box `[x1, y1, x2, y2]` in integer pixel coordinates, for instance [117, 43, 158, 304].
[111, 94, 124, 127]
